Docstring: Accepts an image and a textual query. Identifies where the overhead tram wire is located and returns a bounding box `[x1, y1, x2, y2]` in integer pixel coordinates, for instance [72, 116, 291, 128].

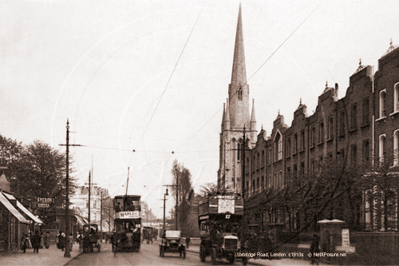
[175, 2, 321, 154]
[70, 143, 217, 154]
[131, 4, 206, 155]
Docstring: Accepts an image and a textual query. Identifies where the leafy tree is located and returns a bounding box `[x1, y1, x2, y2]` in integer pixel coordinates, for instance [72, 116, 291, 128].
[0, 135, 25, 182]
[170, 160, 193, 233]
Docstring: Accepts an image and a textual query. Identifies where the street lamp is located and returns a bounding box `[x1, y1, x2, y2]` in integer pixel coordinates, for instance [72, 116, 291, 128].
[163, 189, 169, 236]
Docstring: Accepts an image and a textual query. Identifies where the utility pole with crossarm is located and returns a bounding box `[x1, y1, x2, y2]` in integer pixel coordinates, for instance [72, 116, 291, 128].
[59, 119, 83, 258]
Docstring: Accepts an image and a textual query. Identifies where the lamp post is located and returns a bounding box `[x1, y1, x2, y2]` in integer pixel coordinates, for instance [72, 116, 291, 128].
[163, 189, 169, 235]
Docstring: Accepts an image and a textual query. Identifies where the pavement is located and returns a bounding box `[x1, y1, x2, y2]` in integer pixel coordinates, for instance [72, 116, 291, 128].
[0, 243, 82, 266]
[184, 244, 330, 266]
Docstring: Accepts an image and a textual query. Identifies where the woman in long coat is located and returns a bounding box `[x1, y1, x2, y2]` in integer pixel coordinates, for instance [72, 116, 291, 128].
[31, 231, 41, 253]
[44, 231, 50, 249]
[59, 232, 66, 251]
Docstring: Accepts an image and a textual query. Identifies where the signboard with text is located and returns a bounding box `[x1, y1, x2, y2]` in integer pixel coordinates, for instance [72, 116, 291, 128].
[218, 199, 235, 214]
[37, 197, 53, 208]
[118, 211, 140, 219]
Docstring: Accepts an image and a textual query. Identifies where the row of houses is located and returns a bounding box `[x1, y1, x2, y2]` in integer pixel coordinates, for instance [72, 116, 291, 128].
[218, 6, 399, 233]
[0, 174, 43, 251]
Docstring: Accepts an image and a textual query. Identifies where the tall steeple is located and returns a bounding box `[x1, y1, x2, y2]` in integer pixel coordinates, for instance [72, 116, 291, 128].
[231, 4, 247, 88]
[228, 4, 250, 129]
[221, 103, 225, 132]
[225, 99, 231, 130]
[250, 99, 256, 131]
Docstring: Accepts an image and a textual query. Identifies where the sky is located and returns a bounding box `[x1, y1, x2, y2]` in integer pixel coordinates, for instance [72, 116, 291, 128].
[1, 0, 399, 218]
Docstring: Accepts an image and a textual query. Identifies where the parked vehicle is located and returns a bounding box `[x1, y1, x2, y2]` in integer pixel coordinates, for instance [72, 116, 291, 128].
[82, 224, 101, 253]
[159, 230, 186, 258]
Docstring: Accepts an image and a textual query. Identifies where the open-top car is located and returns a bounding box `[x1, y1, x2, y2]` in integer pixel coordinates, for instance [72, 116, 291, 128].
[83, 224, 101, 253]
[159, 230, 185, 258]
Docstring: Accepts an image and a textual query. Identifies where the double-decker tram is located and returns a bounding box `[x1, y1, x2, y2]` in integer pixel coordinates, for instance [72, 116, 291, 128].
[113, 195, 142, 254]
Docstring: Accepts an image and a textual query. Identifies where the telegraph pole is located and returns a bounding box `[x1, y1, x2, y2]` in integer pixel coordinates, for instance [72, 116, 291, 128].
[108, 200, 111, 232]
[175, 173, 178, 230]
[59, 119, 82, 258]
[88, 171, 91, 224]
[242, 126, 246, 198]
[100, 190, 102, 233]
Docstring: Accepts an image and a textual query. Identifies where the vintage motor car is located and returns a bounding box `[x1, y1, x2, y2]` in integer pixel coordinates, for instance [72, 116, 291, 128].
[159, 230, 186, 258]
[82, 224, 101, 253]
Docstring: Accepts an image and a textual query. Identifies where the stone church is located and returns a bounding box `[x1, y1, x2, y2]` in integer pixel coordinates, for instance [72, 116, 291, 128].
[217, 5, 257, 195]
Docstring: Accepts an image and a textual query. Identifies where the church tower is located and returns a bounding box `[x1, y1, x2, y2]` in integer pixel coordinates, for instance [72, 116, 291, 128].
[218, 5, 257, 194]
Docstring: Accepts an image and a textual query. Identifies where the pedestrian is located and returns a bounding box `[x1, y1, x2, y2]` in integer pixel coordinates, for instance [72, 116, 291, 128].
[56, 231, 60, 249]
[27, 231, 33, 249]
[44, 231, 50, 249]
[310, 234, 320, 265]
[59, 232, 66, 251]
[185, 236, 190, 249]
[31, 231, 41, 253]
[77, 232, 83, 252]
[40, 232, 44, 249]
[20, 234, 28, 253]
[69, 233, 73, 251]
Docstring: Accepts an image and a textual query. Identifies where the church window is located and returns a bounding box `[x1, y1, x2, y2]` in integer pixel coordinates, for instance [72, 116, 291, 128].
[274, 132, 282, 161]
[395, 83, 399, 112]
[379, 134, 386, 165]
[379, 89, 386, 118]
[238, 143, 240, 160]
[319, 121, 324, 144]
[393, 130, 399, 166]
[238, 88, 242, 101]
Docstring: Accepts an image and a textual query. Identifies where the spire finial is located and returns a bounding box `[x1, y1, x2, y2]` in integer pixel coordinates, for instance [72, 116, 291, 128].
[390, 38, 393, 46]
[325, 81, 328, 88]
[278, 109, 280, 116]
[300, 98, 302, 105]
[359, 58, 362, 66]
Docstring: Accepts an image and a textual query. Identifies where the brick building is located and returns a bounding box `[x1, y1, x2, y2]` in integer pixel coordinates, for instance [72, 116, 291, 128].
[218, 6, 399, 232]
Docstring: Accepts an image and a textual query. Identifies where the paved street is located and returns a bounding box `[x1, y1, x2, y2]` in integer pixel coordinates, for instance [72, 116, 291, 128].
[65, 241, 328, 266]
[66, 242, 248, 266]
[0, 243, 81, 266]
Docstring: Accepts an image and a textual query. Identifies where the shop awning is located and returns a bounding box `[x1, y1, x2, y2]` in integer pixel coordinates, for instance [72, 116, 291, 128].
[83, 218, 88, 224]
[3, 193, 43, 224]
[0, 193, 30, 224]
[75, 215, 86, 226]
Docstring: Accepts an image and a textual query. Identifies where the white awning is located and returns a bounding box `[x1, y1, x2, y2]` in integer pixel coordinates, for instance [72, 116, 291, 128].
[3, 193, 43, 224]
[0, 193, 30, 224]
[75, 215, 86, 226]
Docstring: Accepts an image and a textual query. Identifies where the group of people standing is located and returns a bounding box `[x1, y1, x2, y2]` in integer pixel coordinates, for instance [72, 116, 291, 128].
[56, 231, 73, 252]
[21, 231, 50, 253]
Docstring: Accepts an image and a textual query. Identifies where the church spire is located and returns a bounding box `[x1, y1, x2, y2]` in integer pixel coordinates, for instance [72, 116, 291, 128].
[225, 99, 231, 130]
[221, 103, 225, 131]
[231, 4, 247, 86]
[250, 99, 256, 131]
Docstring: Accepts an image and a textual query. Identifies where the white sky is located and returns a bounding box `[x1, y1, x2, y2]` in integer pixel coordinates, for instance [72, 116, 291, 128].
[1, 0, 398, 218]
